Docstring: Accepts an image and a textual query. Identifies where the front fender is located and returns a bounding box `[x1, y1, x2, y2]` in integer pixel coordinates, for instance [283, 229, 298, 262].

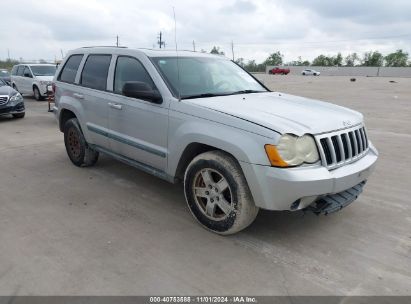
[167, 109, 277, 177]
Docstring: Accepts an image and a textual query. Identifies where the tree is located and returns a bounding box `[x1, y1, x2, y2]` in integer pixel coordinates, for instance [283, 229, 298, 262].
[210, 46, 225, 55]
[362, 51, 384, 66]
[312, 53, 343, 66]
[344, 53, 359, 66]
[333, 53, 343, 66]
[312, 55, 332, 66]
[264, 51, 283, 66]
[235, 57, 245, 67]
[286, 56, 310, 66]
[385, 49, 409, 67]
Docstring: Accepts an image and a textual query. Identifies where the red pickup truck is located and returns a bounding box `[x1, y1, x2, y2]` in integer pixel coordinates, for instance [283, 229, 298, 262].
[268, 67, 290, 75]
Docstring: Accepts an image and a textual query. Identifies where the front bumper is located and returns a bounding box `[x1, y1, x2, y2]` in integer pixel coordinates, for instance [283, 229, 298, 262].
[240, 143, 378, 211]
[0, 102, 25, 116]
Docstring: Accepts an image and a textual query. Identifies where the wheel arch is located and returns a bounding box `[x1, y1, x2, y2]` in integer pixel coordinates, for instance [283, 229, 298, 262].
[174, 142, 240, 182]
[59, 108, 77, 132]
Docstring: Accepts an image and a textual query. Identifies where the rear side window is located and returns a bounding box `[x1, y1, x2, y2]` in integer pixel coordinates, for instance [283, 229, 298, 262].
[114, 56, 156, 94]
[11, 66, 18, 75]
[80, 55, 111, 90]
[59, 54, 83, 83]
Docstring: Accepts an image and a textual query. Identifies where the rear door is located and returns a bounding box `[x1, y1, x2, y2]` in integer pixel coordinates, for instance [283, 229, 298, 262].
[21, 66, 33, 94]
[107, 55, 168, 171]
[76, 54, 112, 149]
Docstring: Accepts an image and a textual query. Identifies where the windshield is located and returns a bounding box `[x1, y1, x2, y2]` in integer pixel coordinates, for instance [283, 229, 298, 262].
[30, 65, 56, 76]
[151, 56, 267, 99]
[0, 70, 10, 77]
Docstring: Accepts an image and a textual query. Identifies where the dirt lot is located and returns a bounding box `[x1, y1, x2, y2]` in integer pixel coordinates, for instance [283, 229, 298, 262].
[0, 76, 410, 295]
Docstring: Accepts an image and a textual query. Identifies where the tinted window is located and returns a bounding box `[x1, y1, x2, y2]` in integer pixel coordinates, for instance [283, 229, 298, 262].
[16, 66, 24, 76]
[30, 65, 56, 76]
[59, 55, 83, 83]
[114, 56, 155, 94]
[80, 55, 111, 90]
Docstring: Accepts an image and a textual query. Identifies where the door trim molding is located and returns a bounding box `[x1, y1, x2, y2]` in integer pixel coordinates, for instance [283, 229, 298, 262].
[86, 123, 167, 158]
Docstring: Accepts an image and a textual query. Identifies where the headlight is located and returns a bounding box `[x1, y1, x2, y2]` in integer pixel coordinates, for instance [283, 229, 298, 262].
[9, 93, 23, 103]
[265, 134, 319, 167]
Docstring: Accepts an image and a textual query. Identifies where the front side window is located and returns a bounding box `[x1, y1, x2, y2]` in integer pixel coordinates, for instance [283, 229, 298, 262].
[114, 56, 156, 94]
[151, 56, 267, 99]
[80, 55, 111, 90]
[59, 54, 83, 83]
[30, 65, 56, 76]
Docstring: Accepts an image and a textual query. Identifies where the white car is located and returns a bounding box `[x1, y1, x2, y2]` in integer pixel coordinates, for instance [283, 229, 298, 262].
[302, 69, 320, 76]
[11, 64, 57, 100]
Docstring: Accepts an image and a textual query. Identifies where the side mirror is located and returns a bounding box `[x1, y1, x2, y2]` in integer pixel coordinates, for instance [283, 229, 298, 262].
[122, 81, 162, 104]
[24, 72, 32, 78]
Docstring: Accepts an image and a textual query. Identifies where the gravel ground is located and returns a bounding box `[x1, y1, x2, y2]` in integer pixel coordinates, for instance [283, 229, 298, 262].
[0, 75, 410, 295]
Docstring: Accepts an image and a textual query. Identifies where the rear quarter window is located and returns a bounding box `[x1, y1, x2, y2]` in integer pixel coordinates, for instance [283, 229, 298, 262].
[80, 55, 111, 91]
[16, 66, 24, 76]
[58, 54, 84, 83]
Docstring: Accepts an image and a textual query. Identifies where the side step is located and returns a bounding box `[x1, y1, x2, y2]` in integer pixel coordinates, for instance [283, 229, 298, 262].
[305, 181, 367, 215]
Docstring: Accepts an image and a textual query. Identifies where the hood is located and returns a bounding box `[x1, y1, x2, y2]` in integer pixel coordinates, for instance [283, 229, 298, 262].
[0, 85, 16, 96]
[186, 92, 363, 135]
[35, 75, 54, 81]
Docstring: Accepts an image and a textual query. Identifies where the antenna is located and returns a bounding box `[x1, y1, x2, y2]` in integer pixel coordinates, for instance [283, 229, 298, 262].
[173, 7, 181, 101]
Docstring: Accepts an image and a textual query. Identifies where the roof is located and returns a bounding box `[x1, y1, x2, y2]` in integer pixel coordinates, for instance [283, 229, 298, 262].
[69, 46, 229, 59]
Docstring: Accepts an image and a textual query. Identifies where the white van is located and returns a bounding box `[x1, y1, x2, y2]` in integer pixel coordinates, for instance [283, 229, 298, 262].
[11, 64, 57, 100]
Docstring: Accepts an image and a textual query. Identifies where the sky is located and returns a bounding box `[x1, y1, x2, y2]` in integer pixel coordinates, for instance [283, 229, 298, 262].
[1, 0, 410, 63]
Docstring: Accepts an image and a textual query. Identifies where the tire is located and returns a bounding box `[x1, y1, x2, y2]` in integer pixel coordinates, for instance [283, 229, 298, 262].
[12, 113, 25, 119]
[268, 71, 273, 75]
[63, 118, 99, 167]
[184, 150, 259, 235]
[302, 72, 306, 76]
[33, 86, 43, 101]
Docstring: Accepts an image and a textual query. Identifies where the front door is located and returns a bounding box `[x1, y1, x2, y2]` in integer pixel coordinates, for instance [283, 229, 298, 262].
[108, 56, 168, 172]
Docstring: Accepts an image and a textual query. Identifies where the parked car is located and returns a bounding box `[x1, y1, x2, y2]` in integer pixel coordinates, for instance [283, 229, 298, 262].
[0, 69, 11, 85]
[11, 63, 57, 100]
[53, 47, 378, 234]
[268, 67, 290, 75]
[302, 69, 320, 76]
[0, 78, 25, 118]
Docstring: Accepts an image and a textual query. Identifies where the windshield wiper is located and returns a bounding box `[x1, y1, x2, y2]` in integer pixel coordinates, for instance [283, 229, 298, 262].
[181, 93, 229, 100]
[228, 90, 266, 95]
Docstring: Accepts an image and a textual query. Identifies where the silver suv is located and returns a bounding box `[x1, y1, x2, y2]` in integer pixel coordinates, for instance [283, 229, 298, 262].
[53, 47, 378, 234]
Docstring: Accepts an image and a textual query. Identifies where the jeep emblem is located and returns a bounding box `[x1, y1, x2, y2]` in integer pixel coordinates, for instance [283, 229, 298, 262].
[343, 120, 352, 127]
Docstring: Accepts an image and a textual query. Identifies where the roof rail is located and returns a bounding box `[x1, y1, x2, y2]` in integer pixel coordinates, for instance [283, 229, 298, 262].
[80, 46, 128, 49]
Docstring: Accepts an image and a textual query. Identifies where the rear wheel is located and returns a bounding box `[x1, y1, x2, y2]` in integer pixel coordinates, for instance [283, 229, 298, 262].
[64, 118, 99, 167]
[184, 151, 259, 235]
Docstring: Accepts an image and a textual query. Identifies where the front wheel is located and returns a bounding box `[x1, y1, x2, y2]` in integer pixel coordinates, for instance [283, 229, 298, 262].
[13, 113, 25, 119]
[184, 151, 259, 235]
[33, 86, 43, 101]
[64, 118, 99, 167]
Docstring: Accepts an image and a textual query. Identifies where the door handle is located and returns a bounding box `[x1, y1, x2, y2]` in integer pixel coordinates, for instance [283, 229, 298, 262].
[73, 93, 84, 99]
[108, 102, 122, 110]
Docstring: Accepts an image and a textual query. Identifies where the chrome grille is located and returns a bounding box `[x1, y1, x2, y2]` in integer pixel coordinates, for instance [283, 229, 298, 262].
[315, 125, 369, 170]
[0, 96, 9, 106]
